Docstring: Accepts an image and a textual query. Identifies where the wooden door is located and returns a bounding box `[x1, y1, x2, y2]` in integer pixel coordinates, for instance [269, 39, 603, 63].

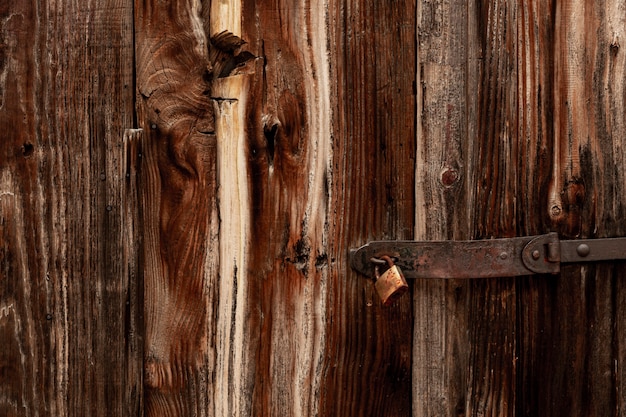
[414, 1, 626, 415]
[2, 0, 626, 416]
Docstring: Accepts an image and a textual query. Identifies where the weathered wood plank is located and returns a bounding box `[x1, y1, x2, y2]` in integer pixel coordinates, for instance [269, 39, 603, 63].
[413, 0, 472, 414]
[205, 4, 254, 416]
[122, 128, 145, 416]
[0, 0, 138, 415]
[239, 2, 332, 416]
[517, 1, 626, 415]
[0, 172, 37, 417]
[216, 1, 417, 415]
[134, 0, 218, 415]
[466, 1, 520, 414]
[211, 74, 254, 417]
[324, 0, 416, 415]
[417, 0, 626, 415]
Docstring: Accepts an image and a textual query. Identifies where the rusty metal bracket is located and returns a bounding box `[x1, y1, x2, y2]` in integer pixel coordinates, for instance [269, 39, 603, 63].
[349, 233, 626, 279]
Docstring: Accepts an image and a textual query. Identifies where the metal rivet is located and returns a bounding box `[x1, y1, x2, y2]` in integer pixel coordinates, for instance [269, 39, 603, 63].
[576, 243, 590, 257]
[499, 252, 508, 260]
[532, 250, 541, 260]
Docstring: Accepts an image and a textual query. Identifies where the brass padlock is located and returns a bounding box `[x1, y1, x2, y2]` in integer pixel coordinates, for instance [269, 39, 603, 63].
[373, 256, 409, 306]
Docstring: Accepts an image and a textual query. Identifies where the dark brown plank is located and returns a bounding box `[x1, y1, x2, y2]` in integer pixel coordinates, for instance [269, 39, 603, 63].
[0, 0, 139, 415]
[516, 1, 626, 415]
[466, 1, 521, 414]
[460, 0, 626, 415]
[122, 128, 145, 416]
[324, 0, 417, 412]
[234, 0, 416, 415]
[239, 2, 336, 415]
[133, 0, 218, 415]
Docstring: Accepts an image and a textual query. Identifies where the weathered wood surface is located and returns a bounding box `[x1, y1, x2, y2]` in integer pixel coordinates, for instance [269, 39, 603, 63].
[3, 0, 626, 416]
[0, 0, 140, 416]
[222, 1, 417, 415]
[134, 0, 219, 415]
[519, 1, 626, 415]
[134, 0, 417, 414]
[324, 1, 417, 414]
[416, 0, 626, 415]
[414, 0, 473, 414]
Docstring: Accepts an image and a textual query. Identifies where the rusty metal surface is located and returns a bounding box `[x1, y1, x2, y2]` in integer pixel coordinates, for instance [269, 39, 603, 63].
[350, 233, 626, 279]
[350, 236, 539, 279]
[560, 237, 626, 263]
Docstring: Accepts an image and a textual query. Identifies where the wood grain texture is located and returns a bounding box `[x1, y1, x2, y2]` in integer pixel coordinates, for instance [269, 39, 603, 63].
[323, 1, 417, 415]
[467, 1, 519, 415]
[240, 2, 332, 416]
[122, 128, 145, 416]
[416, 0, 626, 415]
[414, 0, 472, 414]
[0, 0, 139, 415]
[227, 0, 417, 415]
[473, 1, 626, 414]
[4, 0, 626, 415]
[134, 0, 218, 415]
[211, 74, 254, 417]
[516, 1, 626, 415]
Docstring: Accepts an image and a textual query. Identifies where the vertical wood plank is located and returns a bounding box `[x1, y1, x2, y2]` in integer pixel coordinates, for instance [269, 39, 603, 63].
[466, 1, 556, 415]
[466, 1, 521, 414]
[134, 1, 217, 415]
[517, 1, 626, 415]
[232, 0, 416, 415]
[413, 0, 472, 414]
[206, 4, 252, 416]
[122, 129, 145, 416]
[0, 171, 37, 416]
[503, 4, 556, 411]
[0, 0, 138, 415]
[211, 74, 254, 417]
[239, 2, 333, 415]
[324, 0, 416, 415]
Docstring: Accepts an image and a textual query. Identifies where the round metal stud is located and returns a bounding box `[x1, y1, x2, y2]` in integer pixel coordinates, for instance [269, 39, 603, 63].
[576, 243, 591, 257]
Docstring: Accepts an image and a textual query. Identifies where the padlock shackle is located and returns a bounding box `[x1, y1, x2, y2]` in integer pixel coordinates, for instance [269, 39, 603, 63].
[370, 257, 388, 266]
[380, 255, 395, 267]
[370, 255, 395, 267]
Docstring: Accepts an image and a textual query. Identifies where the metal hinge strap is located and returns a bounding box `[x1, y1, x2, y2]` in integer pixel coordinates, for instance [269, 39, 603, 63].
[349, 233, 626, 279]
